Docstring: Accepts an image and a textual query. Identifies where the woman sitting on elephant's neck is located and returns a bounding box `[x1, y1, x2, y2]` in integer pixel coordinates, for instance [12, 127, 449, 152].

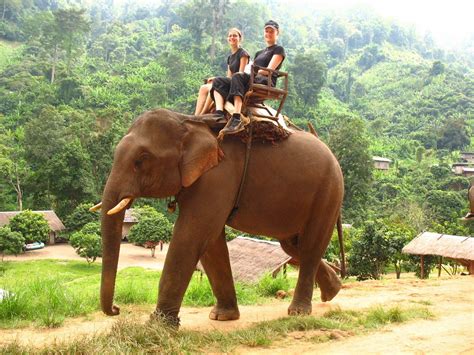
[194, 28, 249, 115]
[212, 20, 286, 134]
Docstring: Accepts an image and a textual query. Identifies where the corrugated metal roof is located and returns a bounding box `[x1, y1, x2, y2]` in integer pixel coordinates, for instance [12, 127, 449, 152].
[402, 232, 473, 260]
[0, 211, 65, 231]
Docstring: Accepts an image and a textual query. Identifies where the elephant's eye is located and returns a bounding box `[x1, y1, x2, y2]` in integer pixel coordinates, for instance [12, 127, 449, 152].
[134, 153, 150, 170]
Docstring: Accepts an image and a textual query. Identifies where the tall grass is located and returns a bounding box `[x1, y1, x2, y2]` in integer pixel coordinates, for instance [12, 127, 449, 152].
[0, 261, 292, 328]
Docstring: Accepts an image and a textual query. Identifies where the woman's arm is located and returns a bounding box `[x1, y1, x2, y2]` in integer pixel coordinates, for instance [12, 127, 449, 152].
[226, 66, 232, 78]
[238, 56, 249, 73]
[257, 54, 284, 75]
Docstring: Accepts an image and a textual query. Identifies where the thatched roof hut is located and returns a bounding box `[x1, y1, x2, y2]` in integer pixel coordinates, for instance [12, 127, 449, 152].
[197, 236, 292, 283]
[402, 232, 473, 260]
[402, 232, 474, 275]
[0, 210, 65, 244]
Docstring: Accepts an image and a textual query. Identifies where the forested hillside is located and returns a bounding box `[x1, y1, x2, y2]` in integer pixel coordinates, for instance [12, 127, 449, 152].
[0, 0, 472, 245]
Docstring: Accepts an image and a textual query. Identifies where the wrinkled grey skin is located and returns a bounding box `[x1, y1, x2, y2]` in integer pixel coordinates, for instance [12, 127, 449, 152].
[100, 109, 344, 322]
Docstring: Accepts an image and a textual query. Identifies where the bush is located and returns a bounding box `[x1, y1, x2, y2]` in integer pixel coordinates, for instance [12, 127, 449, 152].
[65, 203, 99, 233]
[0, 226, 25, 261]
[8, 210, 50, 244]
[128, 207, 173, 257]
[69, 227, 102, 265]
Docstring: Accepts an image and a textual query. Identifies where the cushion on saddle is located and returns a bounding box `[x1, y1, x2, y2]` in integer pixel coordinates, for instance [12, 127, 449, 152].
[235, 119, 291, 144]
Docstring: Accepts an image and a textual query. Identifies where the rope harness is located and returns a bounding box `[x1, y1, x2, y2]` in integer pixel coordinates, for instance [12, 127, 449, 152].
[227, 118, 254, 222]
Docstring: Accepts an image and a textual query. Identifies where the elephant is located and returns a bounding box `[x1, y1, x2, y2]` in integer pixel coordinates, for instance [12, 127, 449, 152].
[97, 108, 344, 324]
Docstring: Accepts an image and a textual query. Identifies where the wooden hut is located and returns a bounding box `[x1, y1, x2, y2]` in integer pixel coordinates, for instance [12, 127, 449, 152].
[0, 210, 65, 244]
[402, 232, 474, 276]
[372, 156, 392, 170]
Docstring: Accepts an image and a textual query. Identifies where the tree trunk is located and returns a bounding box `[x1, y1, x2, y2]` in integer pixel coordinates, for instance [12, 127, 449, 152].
[151, 247, 156, 258]
[51, 45, 58, 84]
[395, 261, 401, 279]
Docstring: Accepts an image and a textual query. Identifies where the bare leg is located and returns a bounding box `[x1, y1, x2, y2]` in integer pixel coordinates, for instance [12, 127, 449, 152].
[200, 93, 214, 114]
[233, 96, 243, 114]
[214, 91, 225, 111]
[200, 229, 240, 320]
[194, 84, 211, 115]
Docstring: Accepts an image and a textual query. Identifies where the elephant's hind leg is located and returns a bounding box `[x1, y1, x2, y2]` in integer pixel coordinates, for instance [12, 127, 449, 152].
[280, 238, 341, 303]
[288, 214, 338, 316]
[200, 230, 240, 321]
[317, 262, 341, 302]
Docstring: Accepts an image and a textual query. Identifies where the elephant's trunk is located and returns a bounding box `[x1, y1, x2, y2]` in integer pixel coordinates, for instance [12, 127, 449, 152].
[100, 183, 126, 316]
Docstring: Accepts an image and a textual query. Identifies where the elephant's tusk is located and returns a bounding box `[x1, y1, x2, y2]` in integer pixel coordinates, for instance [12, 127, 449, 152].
[89, 202, 102, 212]
[107, 197, 133, 215]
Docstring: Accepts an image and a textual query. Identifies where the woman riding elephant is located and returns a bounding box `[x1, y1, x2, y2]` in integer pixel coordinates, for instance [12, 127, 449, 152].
[194, 28, 250, 115]
[213, 20, 286, 134]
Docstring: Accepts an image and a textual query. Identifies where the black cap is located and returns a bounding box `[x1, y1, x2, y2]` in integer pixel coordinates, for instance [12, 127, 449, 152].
[264, 20, 279, 30]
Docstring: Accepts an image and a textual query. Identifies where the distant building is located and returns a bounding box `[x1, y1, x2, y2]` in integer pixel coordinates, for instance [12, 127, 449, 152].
[452, 163, 474, 177]
[460, 152, 474, 164]
[373, 156, 392, 170]
[0, 210, 65, 244]
[122, 209, 139, 239]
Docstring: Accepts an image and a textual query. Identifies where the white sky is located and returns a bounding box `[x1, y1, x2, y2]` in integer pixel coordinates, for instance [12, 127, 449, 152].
[291, 0, 474, 48]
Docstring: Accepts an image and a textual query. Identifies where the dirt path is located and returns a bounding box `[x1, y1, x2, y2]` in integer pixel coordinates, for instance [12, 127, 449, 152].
[1, 276, 473, 353]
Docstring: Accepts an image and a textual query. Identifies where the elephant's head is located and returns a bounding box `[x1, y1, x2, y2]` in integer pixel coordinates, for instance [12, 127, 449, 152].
[98, 109, 221, 315]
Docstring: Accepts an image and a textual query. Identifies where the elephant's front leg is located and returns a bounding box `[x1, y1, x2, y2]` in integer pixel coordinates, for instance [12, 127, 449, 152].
[155, 214, 225, 323]
[200, 229, 240, 321]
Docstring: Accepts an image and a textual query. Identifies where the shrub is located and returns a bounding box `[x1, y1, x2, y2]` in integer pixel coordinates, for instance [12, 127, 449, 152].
[8, 210, 50, 244]
[69, 227, 102, 265]
[128, 207, 173, 257]
[0, 226, 25, 262]
[65, 203, 99, 232]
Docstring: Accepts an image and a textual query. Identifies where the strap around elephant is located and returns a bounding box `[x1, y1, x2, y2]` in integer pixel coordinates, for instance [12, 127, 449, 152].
[227, 118, 253, 222]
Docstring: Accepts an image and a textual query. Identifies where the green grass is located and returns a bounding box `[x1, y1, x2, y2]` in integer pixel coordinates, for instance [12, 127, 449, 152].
[0, 261, 293, 328]
[0, 305, 434, 353]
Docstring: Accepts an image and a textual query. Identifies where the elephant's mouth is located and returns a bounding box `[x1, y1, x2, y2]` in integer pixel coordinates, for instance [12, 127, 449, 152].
[89, 197, 134, 215]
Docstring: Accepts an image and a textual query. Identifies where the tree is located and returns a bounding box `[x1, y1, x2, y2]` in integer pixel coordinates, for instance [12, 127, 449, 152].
[65, 203, 99, 233]
[0, 128, 29, 210]
[384, 220, 415, 279]
[8, 210, 50, 244]
[69, 224, 102, 265]
[0, 225, 24, 262]
[437, 116, 470, 151]
[348, 220, 390, 280]
[128, 207, 173, 257]
[328, 116, 373, 223]
[288, 51, 327, 109]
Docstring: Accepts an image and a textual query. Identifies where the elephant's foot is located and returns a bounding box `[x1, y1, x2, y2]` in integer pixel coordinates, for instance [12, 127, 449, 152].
[288, 301, 312, 316]
[319, 276, 342, 302]
[209, 305, 240, 321]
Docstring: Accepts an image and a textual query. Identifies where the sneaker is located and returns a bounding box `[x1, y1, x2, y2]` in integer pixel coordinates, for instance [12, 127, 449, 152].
[223, 116, 244, 134]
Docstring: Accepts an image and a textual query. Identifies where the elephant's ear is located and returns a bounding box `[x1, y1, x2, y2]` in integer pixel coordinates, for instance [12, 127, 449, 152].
[180, 120, 222, 187]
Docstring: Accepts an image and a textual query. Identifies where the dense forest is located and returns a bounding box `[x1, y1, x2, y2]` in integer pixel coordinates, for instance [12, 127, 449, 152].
[0, 0, 472, 266]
